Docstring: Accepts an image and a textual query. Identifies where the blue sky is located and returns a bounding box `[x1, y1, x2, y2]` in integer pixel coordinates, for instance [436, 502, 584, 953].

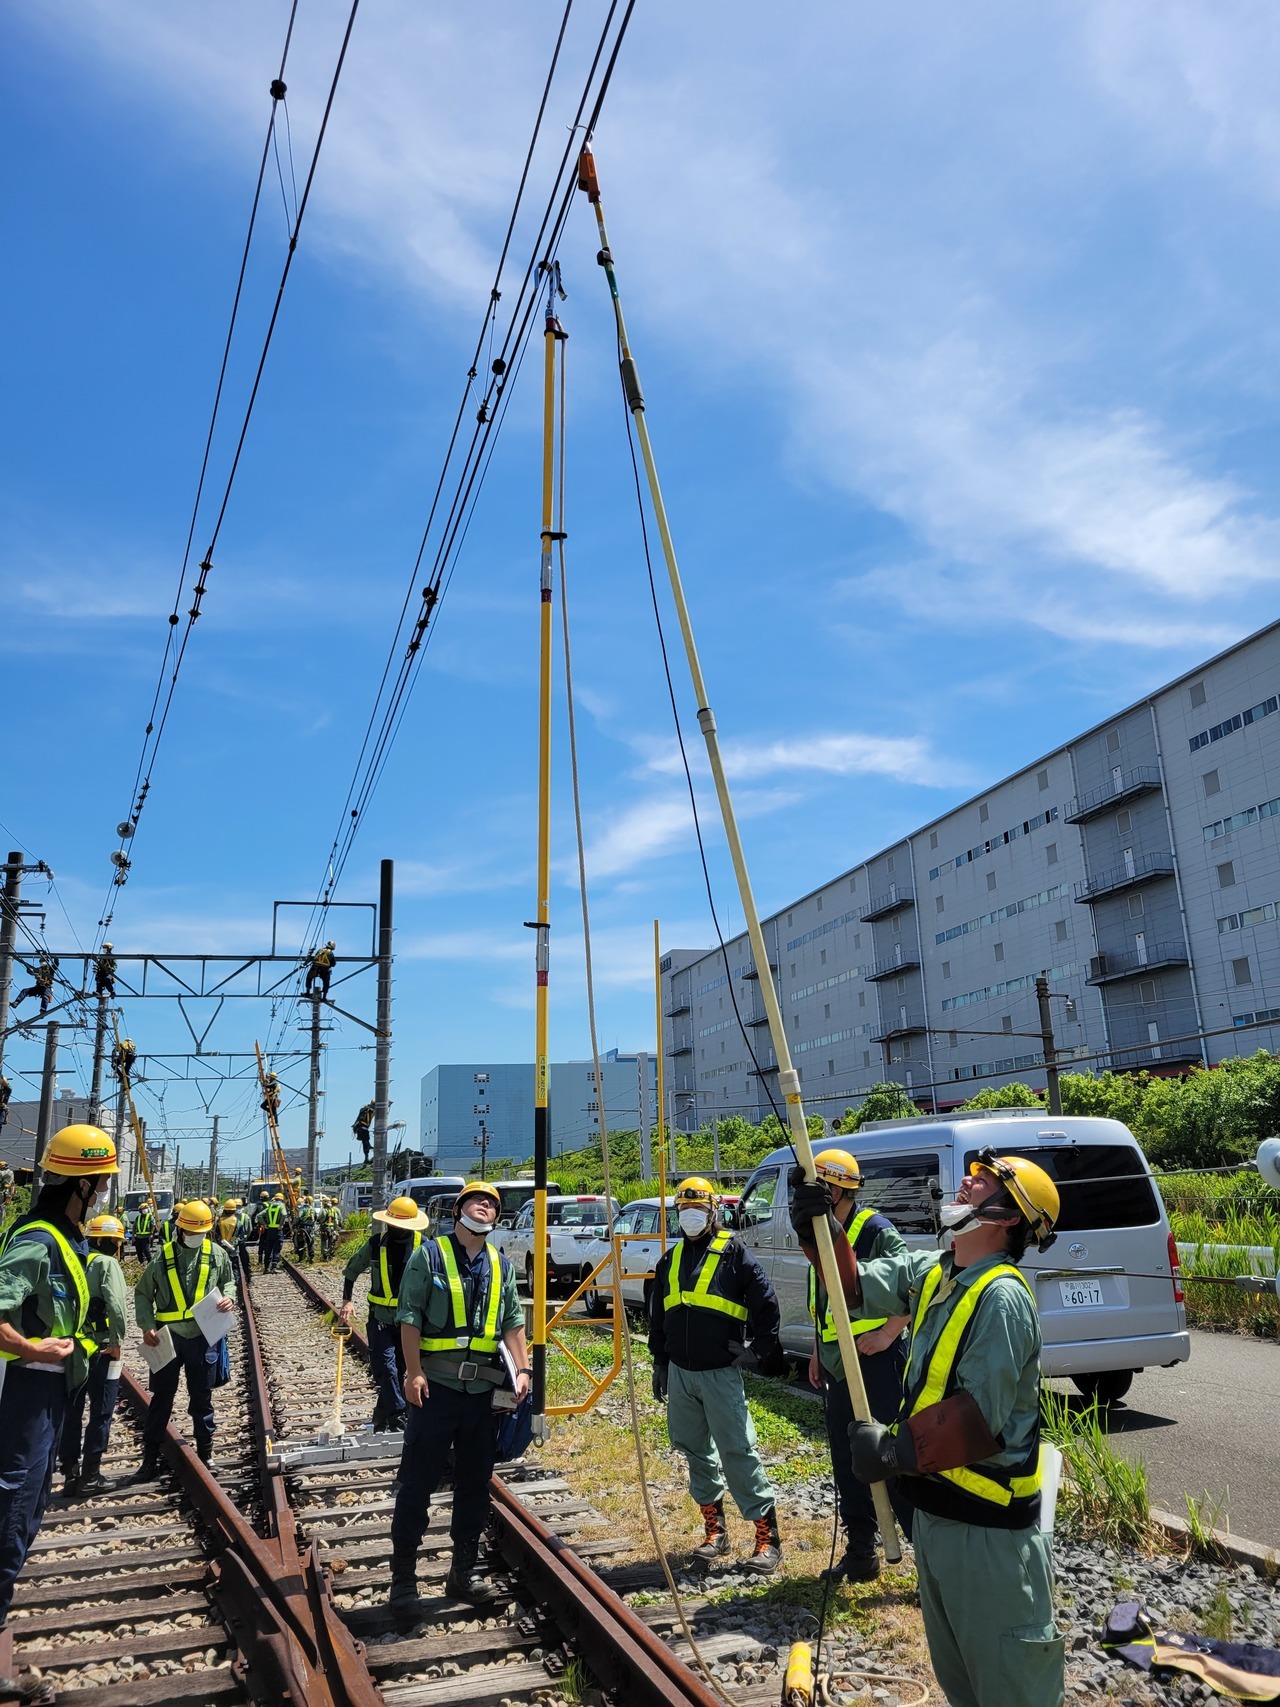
[4, 1, 1280, 1170]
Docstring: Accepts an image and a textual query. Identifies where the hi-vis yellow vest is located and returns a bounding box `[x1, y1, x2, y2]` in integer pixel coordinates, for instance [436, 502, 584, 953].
[663, 1232, 748, 1322]
[367, 1230, 423, 1308]
[155, 1238, 212, 1324]
[419, 1237, 502, 1355]
[0, 1220, 93, 1364]
[806, 1208, 889, 1341]
[898, 1261, 1042, 1526]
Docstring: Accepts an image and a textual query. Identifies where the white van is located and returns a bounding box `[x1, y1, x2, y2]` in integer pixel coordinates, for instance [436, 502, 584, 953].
[735, 1111, 1189, 1403]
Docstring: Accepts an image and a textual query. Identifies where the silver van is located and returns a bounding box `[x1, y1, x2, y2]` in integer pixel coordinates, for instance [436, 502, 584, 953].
[734, 1110, 1189, 1403]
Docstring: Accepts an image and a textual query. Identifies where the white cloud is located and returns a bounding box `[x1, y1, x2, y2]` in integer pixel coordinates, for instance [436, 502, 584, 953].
[582, 796, 696, 880]
[641, 730, 962, 789]
[398, 929, 527, 963]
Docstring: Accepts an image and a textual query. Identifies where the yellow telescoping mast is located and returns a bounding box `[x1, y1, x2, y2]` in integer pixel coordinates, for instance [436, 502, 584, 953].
[579, 145, 901, 1559]
[530, 281, 567, 1443]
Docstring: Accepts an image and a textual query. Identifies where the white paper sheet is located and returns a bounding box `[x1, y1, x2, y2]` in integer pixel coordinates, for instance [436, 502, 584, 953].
[191, 1287, 231, 1346]
[138, 1326, 176, 1372]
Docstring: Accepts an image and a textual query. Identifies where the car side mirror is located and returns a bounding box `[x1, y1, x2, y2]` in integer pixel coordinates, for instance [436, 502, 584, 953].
[723, 1206, 739, 1229]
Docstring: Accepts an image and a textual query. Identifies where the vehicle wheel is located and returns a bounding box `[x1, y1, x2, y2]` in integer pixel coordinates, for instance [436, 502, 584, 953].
[1072, 1370, 1134, 1406]
[582, 1284, 611, 1318]
[524, 1258, 535, 1296]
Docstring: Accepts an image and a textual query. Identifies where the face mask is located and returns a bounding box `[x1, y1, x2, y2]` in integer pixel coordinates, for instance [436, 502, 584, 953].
[182, 1232, 206, 1249]
[939, 1202, 978, 1232]
[458, 1212, 491, 1237]
[679, 1208, 711, 1238]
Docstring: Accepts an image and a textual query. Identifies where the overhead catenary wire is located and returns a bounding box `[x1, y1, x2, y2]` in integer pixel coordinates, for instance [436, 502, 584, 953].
[96, 0, 360, 946]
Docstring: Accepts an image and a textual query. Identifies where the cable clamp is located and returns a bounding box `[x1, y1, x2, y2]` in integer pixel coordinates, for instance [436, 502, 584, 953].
[779, 1069, 801, 1099]
[697, 707, 717, 735]
[270, 79, 287, 100]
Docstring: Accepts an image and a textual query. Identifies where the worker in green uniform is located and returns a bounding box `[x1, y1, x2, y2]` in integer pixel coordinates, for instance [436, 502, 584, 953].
[133, 1200, 236, 1477]
[790, 1147, 1064, 1707]
[650, 1177, 788, 1574]
[256, 1193, 287, 1272]
[804, 1149, 913, 1582]
[0, 1122, 118, 1703]
[318, 1195, 340, 1260]
[60, 1212, 128, 1496]
[389, 1181, 529, 1612]
[338, 1194, 429, 1431]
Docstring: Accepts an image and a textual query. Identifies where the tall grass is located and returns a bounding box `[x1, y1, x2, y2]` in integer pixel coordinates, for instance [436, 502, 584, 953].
[1041, 1389, 1153, 1551]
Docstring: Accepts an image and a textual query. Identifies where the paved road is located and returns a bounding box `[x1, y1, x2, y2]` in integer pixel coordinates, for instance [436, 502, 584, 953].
[1098, 1330, 1280, 1547]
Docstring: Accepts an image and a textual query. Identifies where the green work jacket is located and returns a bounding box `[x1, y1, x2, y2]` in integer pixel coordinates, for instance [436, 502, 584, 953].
[857, 1247, 1041, 1482]
[812, 1210, 907, 1381]
[397, 1236, 523, 1394]
[135, 1238, 236, 1341]
[86, 1251, 128, 1349]
[0, 1213, 92, 1389]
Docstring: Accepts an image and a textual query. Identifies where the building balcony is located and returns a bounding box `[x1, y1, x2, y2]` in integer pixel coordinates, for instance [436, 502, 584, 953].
[745, 1011, 770, 1027]
[859, 884, 914, 922]
[1074, 850, 1176, 903]
[740, 963, 777, 981]
[865, 950, 922, 982]
[1105, 1043, 1203, 1071]
[1063, 765, 1163, 824]
[667, 1041, 693, 1056]
[664, 996, 691, 1016]
[870, 1015, 928, 1043]
[1087, 942, 1190, 985]
[747, 1062, 780, 1078]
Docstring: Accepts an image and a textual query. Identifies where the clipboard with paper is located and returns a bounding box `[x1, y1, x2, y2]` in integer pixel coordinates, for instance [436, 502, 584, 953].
[138, 1326, 176, 1372]
[191, 1288, 231, 1346]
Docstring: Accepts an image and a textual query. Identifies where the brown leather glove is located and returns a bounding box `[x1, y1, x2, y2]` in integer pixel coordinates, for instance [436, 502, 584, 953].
[902, 1391, 1001, 1475]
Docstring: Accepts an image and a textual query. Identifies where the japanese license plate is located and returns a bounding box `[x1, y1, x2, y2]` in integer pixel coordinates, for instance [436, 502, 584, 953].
[1058, 1279, 1105, 1309]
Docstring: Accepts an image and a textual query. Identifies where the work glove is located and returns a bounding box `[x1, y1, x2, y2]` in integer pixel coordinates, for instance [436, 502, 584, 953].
[651, 1361, 669, 1403]
[752, 1336, 790, 1380]
[848, 1418, 917, 1483]
[787, 1167, 833, 1242]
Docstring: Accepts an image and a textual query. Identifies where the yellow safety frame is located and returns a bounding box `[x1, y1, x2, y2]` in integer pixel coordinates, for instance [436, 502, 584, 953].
[544, 1230, 660, 1415]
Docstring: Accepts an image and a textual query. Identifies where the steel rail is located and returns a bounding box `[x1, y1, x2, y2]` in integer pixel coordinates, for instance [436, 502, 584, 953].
[118, 1368, 381, 1707]
[279, 1258, 724, 1706]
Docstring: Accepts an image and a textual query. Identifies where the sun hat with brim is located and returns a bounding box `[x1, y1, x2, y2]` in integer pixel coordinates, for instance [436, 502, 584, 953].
[372, 1195, 431, 1231]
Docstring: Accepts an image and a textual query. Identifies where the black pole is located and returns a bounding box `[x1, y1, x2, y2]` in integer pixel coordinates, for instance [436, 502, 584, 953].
[372, 859, 393, 1210]
[36, 1021, 59, 1167]
[1036, 974, 1063, 1116]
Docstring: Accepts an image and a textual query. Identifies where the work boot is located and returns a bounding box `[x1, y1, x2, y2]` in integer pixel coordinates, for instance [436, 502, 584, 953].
[131, 1451, 162, 1483]
[196, 1438, 213, 1465]
[445, 1539, 504, 1606]
[0, 1672, 56, 1705]
[59, 1461, 80, 1498]
[690, 1499, 730, 1567]
[820, 1531, 878, 1585]
[77, 1455, 110, 1498]
[743, 1506, 782, 1576]
[388, 1553, 418, 1616]
[387, 1409, 407, 1433]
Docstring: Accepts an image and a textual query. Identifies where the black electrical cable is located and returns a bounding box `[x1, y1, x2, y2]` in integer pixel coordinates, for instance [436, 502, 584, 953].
[97, 0, 360, 945]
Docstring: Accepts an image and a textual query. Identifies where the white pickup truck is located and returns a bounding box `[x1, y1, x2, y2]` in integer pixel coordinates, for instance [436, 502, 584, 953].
[496, 1194, 618, 1295]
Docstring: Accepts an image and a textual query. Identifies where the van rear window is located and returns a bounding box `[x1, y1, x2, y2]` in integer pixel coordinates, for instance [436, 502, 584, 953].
[856, 1153, 941, 1236]
[963, 1144, 1158, 1231]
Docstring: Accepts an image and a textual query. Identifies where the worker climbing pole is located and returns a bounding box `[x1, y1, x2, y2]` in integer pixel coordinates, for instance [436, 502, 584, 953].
[529, 269, 567, 1444]
[110, 1018, 159, 1225]
[255, 1041, 300, 1220]
[578, 143, 900, 1560]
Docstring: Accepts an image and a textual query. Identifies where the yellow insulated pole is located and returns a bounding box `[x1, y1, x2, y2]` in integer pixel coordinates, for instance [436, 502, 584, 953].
[578, 146, 900, 1560]
[111, 1015, 158, 1220]
[531, 291, 566, 1443]
[653, 920, 667, 1255]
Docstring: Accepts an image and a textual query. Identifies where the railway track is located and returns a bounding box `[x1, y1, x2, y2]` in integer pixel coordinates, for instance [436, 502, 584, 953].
[2, 1248, 782, 1705]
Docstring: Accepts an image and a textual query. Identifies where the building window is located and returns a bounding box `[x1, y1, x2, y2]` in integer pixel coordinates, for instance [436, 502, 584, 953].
[949, 1031, 958, 1048]
[979, 803, 989, 823]
[994, 942, 1005, 963]
[828, 1059, 835, 1075]
[1055, 919, 1069, 943]
[891, 914, 901, 935]
[935, 893, 946, 916]
[896, 977, 906, 994]
[790, 962, 796, 977]
[1140, 980, 1157, 1005]
[820, 948, 827, 965]
[930, 830, 939, 850]
[817, 895, 824, 912]
[1233, 956, 1253, 987]
[858, 990, 866, 1007]
[824, 1003, 831, 1020]
[1002, 1015, 1013, 1033]
[1218, 861, 1237, 889]
[942, 961, 951, 980]
[1189, 681, 1207, 709]
[854, 934, 861, 949]
[792, 1014, 799, 1030]
[787, 912, 793, 927]
[1037, 769, 1049, 791]
[1116, 809, 1131, 834]
[1107, 729, 1121, 753]
[1044, 842, 1059, 867]
[1203, 770, 1221, 798]
[887, 854, 896, 874]
[986, 871, 997, 893]
[863, 1051, 871, 1068]
[1127, 892, 1145, 918]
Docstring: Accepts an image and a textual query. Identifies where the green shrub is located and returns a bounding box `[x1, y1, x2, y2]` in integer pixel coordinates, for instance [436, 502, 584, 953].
[1041, 1389, 1153, 1550]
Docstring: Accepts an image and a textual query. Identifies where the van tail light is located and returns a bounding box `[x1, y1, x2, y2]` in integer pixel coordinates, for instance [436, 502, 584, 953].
[1167, 1230, 1184, 1304]
[546, 1233, 552, 1249]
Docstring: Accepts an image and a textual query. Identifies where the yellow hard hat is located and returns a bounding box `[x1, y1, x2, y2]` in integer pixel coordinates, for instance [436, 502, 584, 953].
[675, 1177, 716, 1206]
[221, 1201, 236, 1213]
[273, 1193, 284, 1202]
[40, 1124, 119, 1177]
[813, 1148, 861, 1190]
[119, 1038, 134, 1050]
[176, 1200, 213, 1235]
[87, 1213, 125, 1241]
[969, 1150, 1060, 1252]
[372, 1194, 431, 1231]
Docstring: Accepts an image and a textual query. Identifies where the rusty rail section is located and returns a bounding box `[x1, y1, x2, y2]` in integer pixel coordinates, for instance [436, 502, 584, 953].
[119, 1368, 382, 1707]
[281, 1258, 723, 1707]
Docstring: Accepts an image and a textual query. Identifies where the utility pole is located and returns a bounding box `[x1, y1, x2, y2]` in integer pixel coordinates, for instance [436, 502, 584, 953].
[372, 859, 393, 1211]
[638, 1051, 651, 1183]
[35, 1022, 59, 1164]
[89, 990, 110, 1127]
[712, 1109, 721, 1178]
[0, 854, 25, 1088]
[474, 1119, 489, 1180]
[208, 1114, 220, 1199]
[1036, 974, 1063, 1116]
[307, 994, 323, 1196]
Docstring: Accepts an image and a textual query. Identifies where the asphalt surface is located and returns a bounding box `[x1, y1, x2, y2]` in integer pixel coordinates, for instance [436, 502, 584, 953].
[1098, 1329, 1280, 1547]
